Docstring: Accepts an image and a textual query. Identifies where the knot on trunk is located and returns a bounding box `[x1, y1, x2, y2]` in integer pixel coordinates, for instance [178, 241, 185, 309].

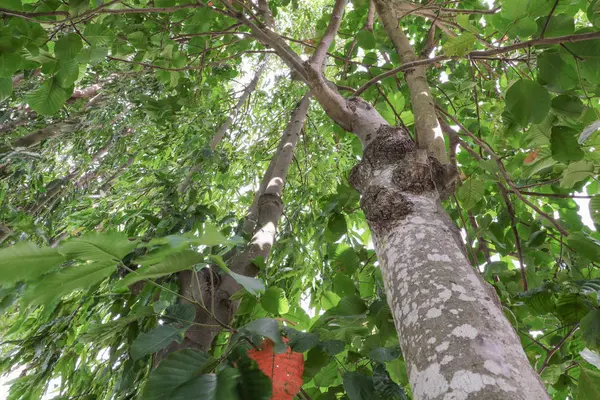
[360, 185, 413, 229]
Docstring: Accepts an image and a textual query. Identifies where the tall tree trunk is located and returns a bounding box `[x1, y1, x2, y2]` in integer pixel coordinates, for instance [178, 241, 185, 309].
[229, 1, 550, 397]
[160, 93, 310, 358]
[348, 126, 549, 399]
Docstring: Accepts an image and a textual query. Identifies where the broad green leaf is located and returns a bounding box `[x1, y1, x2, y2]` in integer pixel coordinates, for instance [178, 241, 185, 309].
[501, 0, 553, 19]
[442, 33, 476, 56]
[0, 76, 12, 101]
[356, 31, 376, 49]
[330, 295, 367, 316]
[25, 78, 72, 115]
[581, 309, 600, 350]
[170, 369, 240, 400]
[83, 24, 113, 46]
[54, 33, 83, 60]
[551, 95, 584, 120]
[537, 51, 577, 91]
[369, 347, 401, 363]
[535, 15, 574, 37]
[163, 303, 196, 328]
[260, 287, 289, 314]
[0, 52, 22, 77]
[321, 339, 345, 355]
[239, 318, 286, 353]
[198, 224, 235, 246]
[333, 272, 357, 297]
[343, 371, 375, 400]
[578, 368, 600, 400]
[560, 161, 594, 188]
[210, 255, 265, 295]
[325, 212, 347, 242]
[0, 242, 65, 284]
[131, 325, 185, 360]
[55, 58, 79, 88]
[373, 364, 407, 400]
[237, 354, 272, 400]
[334, 247, 361, 274]
[22, 261, 115, 306]
[80, 306, 154, 344]
[457, 177, 485, 210]
[117, 250, 203, 290]
[284, 327, 319, 352]
[60, 232, 139, 262]
[506, 79, 551, 126]
[141, 349, 215, 400]
[550, 126, 584, 162]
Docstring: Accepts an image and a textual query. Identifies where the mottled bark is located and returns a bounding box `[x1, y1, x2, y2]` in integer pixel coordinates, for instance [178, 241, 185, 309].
[159, 93, 310, 359]
[374, 0, 447, 164]
[11, 121, 77, 149]
[349, 126, 549, 399]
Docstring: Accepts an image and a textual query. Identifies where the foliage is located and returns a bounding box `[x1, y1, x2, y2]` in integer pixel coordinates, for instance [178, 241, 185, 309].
[0, 0, 599, 399]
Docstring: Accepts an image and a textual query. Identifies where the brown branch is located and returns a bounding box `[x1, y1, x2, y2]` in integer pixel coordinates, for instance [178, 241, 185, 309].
[538, 324, 579, 375]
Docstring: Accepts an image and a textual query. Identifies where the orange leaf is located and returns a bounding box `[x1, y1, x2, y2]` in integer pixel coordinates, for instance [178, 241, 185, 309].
[247, 338, 304, 400]
[524, 149, 539, 165]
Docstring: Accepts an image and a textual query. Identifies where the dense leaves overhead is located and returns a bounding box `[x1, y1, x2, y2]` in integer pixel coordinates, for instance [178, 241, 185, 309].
[0, 0, 599, 399]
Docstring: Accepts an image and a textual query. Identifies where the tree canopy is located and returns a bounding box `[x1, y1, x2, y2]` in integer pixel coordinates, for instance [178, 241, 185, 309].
[1, 0, 600, 399]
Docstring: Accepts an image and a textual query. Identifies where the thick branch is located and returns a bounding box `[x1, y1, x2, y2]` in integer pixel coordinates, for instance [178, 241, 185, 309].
[310, 0, 347, 70]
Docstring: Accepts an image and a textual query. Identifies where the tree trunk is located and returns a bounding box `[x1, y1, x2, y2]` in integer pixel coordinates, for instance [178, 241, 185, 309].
[159, 93, 310, 358]
[349, 125, 549, 399]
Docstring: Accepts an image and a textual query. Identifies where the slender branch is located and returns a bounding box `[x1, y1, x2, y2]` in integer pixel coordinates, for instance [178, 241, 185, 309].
[540, 0, 560, 38]
[537, 324, 579, 375]
[310, 0, 347, 70]
[354, 31, 600, 96]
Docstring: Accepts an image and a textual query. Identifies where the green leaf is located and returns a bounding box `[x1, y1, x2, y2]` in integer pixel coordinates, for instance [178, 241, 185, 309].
[537, 51, 577, 91]
[578, 368, 600, 400]
[0, 52, 23, 77]
[260, 287, 289, 315]
[284, 327, 319, 352]
[506, 79, 551, 126]
[551, 95, 584, 120]
[581, 309, 600, 350]
[560, 161, 594, 188]
[581, 348, 600, 370]
[373, 364, 407, 400]
[239, 318, 286, 353]
[141, 349, 215, 400]
[333, 272, 357, 297]
[22, 261, 115, 306]
[60, 232, 139, 262]
[131, 325, 185, 360]
[198, 224, 235, 246]
[55, 58, 79, 88]
[356, 31, 376, 49]
[550, 126, 584, 162]
[334, 247, 361, 275]
[442, 32, 476, 56]
[579, 120, 600, 144]
[0, 77, 13, 100]
[237, 354, 272, 400]
[330, 295, 367, 316]
[163, 303, 196, 328]
[54, 33, 83, 60]
[25, 78, 72, 115]
[343, 371, 375, 400]
[535, 15, 574, 37]
[457, 177, 485, 210]
[369, 347, 401, 363]
[0, 242, 65, 284]
[501, 0, 553, 20]
[170, 369, 240, 400]
[210, 255, 265, 296]
[117, 250, 203, 290]
[83, 24, 113, 46]
[325, 212, 347, 242]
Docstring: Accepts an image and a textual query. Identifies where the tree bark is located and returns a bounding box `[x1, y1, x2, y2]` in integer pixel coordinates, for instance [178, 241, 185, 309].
[159, 93, 310, 358]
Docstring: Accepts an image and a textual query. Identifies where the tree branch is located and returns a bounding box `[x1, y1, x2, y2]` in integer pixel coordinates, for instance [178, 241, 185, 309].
[310, 0, 347, 70]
